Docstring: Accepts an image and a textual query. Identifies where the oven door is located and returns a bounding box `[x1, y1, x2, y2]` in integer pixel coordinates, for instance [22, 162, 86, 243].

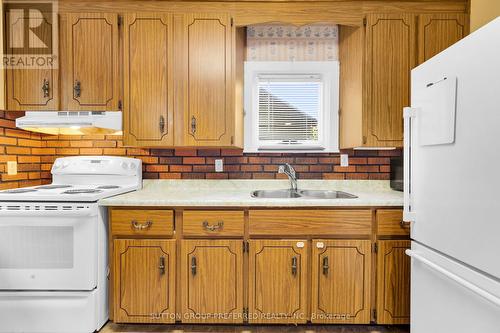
[0, 202, 98, 291]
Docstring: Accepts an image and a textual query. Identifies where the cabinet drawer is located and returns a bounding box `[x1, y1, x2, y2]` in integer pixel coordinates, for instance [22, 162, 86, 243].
[376, 209, 409, 236]
[182, 210, 244, 237]
[111, 209, 174, 237]
[249, 210, 372, 236]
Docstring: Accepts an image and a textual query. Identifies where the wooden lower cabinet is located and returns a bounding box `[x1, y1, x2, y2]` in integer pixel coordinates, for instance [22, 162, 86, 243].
[113, 239, 176, 323]
[376, 240, 411, 324]
[248, 240, 308, 324]
[180, 240, 244, 323]
[311, 240, 372, 324]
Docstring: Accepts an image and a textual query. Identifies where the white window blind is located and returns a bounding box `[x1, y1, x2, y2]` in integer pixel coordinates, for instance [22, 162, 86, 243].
[244, 61, 340, 153]
[258, 75, 322, 146]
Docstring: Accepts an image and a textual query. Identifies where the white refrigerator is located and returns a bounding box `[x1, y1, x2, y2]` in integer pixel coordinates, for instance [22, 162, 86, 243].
[404, 17, 500, 332]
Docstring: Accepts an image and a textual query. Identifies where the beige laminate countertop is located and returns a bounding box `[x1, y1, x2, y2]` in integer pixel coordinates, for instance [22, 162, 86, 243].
[99, 180, 403, 207]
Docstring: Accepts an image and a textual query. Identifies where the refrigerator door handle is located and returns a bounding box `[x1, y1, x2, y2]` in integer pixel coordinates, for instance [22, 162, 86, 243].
[403, 107, 417, 223]
[406, 249, 500, 308]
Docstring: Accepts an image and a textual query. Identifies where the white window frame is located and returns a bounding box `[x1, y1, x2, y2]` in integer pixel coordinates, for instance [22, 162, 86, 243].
[244, 61, 340, 153]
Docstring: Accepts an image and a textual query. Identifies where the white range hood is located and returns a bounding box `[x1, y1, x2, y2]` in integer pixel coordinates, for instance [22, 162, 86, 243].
[16, 111, 122, 135]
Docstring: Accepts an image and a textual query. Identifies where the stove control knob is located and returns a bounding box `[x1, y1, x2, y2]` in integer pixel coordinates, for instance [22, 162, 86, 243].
[62, 161, 69, 168]
[121, 162, 128, 170]
[129, 163, 137, 170]
[53, 163, 60, 169]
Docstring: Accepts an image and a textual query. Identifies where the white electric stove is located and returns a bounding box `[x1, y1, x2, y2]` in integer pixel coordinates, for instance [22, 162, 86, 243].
[0, 156, 142, 333]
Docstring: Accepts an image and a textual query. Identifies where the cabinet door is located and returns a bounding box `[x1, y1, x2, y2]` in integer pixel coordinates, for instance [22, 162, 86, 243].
[418, 13, 468, 64]
[376, 240, 411, 324]
[177, 13, 234, 146]
[122, 13, 174, 146]
[311, 240, 371, 324]
[113, 239, 176, 323]
[365, 14, 416, 147]
[248, 240, 308, 324]
[180, 240, 243, 323]
[60, 13, 119, 110]
[5, 9, 58, 110]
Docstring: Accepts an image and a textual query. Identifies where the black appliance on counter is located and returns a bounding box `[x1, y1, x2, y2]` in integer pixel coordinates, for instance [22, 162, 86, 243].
[390, 156, 403, 191]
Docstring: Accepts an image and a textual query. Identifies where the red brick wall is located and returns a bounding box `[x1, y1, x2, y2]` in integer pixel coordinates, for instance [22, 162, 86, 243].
[0, 112, 45, 190]
[38, 134, 401, 181]
[0, 112, 401, 188]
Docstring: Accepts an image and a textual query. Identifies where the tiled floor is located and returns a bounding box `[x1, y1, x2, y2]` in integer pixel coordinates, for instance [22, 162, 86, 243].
[101, 323, 410, 333]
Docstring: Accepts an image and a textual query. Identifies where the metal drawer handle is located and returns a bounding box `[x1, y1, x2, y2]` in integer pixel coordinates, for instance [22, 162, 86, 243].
[400, 220, 411, 228]
[322, 256, 329, 275]
[159, 257, 165, 275]
[131, 220, 153, 230]
[73, 80, 81, 98]
[42, 79, 49, 98]
[191, 256, 197, 276]
[291, 256, 298, 276]
[202, 220, 224, 232]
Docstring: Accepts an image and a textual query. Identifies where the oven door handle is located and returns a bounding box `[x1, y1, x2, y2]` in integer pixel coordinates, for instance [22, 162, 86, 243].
[0, 208, 97, 217]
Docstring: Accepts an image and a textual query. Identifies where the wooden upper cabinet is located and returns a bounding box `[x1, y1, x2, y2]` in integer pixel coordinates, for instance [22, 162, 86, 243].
[60, 13, 119, 110]
[122, 13, 174, 146]
[4, 8, 59, 110]
[177, 13, 236, 147]
[311, 240, 372, 324]
[113, 239, 176, 323]
[365, 13, 416, 147]
[180, 240, 243, 323]
[376, 240, 411, 324]
[418, 13, 469, 64]
[248, 240, 308, 324]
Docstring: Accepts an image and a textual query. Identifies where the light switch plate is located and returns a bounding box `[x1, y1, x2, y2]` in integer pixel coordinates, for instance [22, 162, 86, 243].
[340, 154, 349, 167]
[215, 159, 224, 172]
[7, 161, 17, 175]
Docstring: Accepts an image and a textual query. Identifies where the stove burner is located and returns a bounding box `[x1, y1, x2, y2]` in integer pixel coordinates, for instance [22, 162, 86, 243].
[3, 188, 38, 194]
[63, 189, 103, 194]
[95, 185, 121, 189]
[35, 185, 73, 190]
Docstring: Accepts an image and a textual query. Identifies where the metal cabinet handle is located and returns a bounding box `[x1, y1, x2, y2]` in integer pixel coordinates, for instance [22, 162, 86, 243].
[291, 256, 298, 276]
[191, 116, 197, 134]
[42, 79, 49, 98]
[202, 220, 224, 232]
[191, 256, 197, 276]
[400, 220, 411, 228]
[131, 220, 153, 230]
[159, 116, 165, 133]
[322, 256, 329, 275]
[159, 257, 165, 275]
[74, 80, 81, 98]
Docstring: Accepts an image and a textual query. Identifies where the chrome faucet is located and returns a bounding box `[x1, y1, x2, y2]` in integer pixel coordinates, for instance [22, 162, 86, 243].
[278, 163, 298, 191]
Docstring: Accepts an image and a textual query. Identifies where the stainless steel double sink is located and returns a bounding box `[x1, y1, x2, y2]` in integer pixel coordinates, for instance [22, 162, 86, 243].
[251, 189, 357, 199]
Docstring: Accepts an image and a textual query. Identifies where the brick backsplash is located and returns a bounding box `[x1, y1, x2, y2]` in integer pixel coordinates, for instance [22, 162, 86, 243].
[0, 112, 401, 189]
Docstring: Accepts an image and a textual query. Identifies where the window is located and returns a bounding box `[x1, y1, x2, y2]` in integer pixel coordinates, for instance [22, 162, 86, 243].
[244, 61, 339, 152]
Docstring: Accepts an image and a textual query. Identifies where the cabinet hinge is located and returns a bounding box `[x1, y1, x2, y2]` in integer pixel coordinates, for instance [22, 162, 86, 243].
[373, 243, 378, 253]
[243, 241, 249, 253]
[363, 17, 367, 27]
[118, 15, 123, 27]
[118, 100, 122, 110]
[362, 136, 367, 144]
[230, 136, 234, 145]
[231, 17, 234, 27]
[243, 307, 249, 319]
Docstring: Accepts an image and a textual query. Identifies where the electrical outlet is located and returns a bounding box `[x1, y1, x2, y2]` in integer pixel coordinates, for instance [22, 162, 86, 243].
[7, 161, 17, 175]
[340, 154, 349, 167]
[215, 159, 224, 172]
